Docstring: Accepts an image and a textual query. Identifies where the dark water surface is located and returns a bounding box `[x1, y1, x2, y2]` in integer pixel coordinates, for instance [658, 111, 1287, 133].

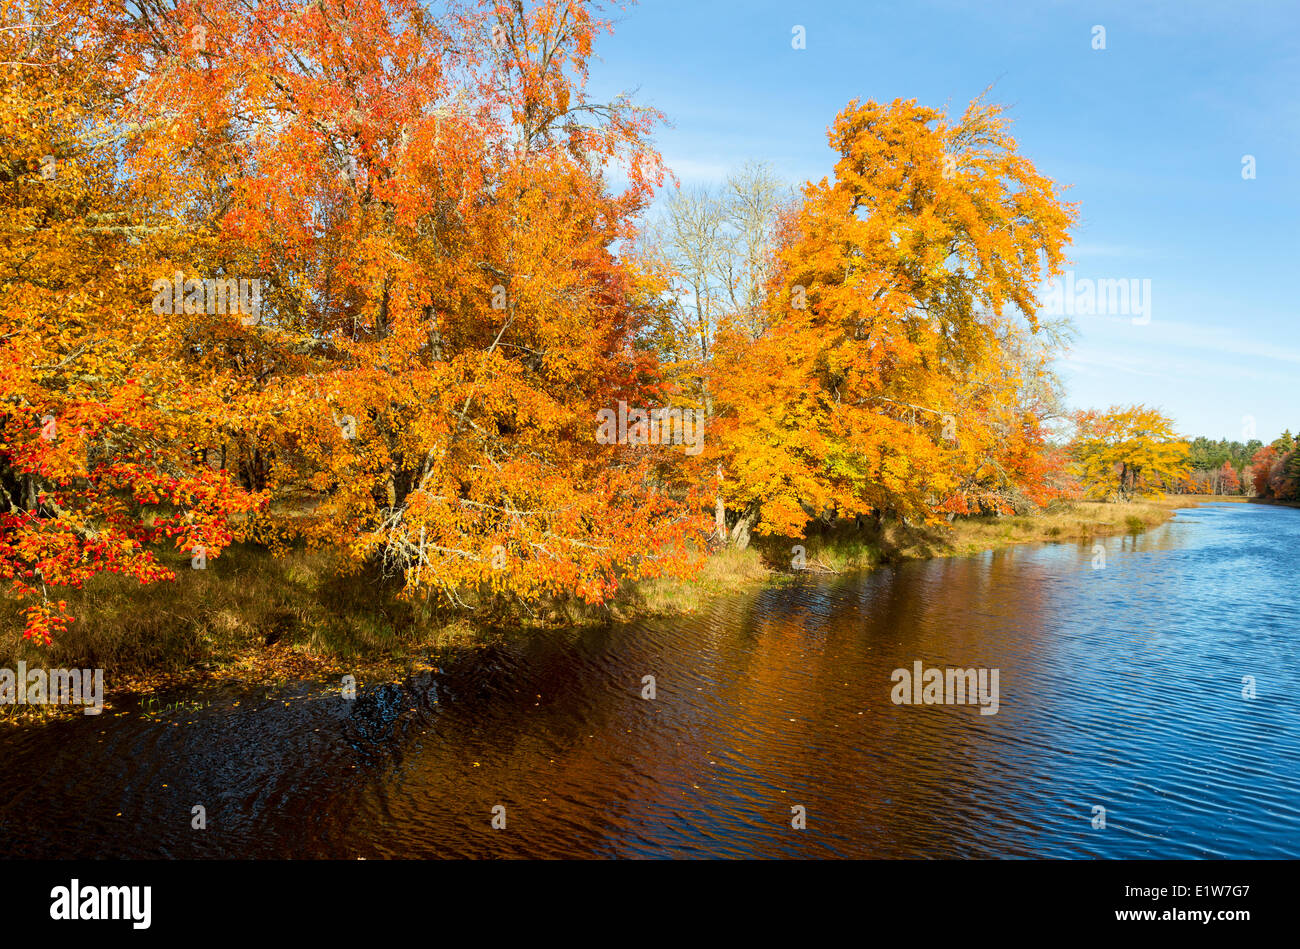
[3, 502, 1298, 858]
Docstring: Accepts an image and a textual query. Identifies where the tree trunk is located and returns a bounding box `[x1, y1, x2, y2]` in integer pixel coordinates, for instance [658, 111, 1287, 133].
[728, 504, 760, 550]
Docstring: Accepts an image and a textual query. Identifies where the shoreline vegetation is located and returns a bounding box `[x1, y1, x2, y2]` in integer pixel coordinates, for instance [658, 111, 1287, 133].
[2, 494, 1272, 718]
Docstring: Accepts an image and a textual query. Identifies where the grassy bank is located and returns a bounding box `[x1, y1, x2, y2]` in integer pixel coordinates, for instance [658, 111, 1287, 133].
[913, 495, 1202, 558]
[0, 494, 1211, 704]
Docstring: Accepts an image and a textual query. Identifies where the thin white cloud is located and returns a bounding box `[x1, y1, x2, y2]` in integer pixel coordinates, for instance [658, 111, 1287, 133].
[1061, 348, 1176, 381]
[1075, 316, 1300, 367]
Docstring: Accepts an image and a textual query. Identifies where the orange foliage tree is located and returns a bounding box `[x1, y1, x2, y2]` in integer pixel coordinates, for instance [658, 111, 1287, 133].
[118, 0, 706, 607]
[707, 96, 1077, 545]
[2, 0, 708, 640]
[0, 0, 262, 642]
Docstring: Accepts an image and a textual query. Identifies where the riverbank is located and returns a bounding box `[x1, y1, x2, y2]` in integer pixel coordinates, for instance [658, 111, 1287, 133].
[0, 494, 1220, 711]
[1245, 496, 1300, 509]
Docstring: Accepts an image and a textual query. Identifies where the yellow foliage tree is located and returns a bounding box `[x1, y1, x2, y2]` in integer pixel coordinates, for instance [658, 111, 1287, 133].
[1070, 405, 1189, 500]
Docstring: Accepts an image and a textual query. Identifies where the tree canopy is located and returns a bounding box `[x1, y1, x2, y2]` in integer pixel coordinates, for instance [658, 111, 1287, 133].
[8, 0, 1203, 645]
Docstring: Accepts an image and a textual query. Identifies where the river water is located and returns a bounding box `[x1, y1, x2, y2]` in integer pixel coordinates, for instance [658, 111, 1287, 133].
[2, 502, 1298, 858]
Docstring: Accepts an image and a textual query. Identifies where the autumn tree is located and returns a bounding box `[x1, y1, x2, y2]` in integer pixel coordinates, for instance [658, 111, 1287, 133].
[0, 0, 261, 642]
[707, 95, 1077, 545]
[1070, 405, 1189, 501]
[118, 0, 708, 609]
[1249, 438, 1298, 501]
[1219, 460, 1240, 495]
[0, 0, 720, 647]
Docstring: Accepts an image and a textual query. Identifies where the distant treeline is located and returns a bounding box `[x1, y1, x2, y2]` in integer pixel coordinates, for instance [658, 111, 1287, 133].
[1174, 433, 1299, 499]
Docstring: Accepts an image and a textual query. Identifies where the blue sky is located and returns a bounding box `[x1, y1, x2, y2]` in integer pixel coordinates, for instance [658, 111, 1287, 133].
[586, 0, 1300, 443]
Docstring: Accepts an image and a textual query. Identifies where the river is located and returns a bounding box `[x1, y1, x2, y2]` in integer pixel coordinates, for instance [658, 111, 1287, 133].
[2, 502, 1298, 858]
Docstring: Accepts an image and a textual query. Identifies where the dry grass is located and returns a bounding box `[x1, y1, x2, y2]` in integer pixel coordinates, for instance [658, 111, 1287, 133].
[935, 497, 1194, 557]
[631, 546, 776, 614]
[0, 540, 779, 691]
[745, 495, 1201, 571]
[0, 545, 431, 687]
